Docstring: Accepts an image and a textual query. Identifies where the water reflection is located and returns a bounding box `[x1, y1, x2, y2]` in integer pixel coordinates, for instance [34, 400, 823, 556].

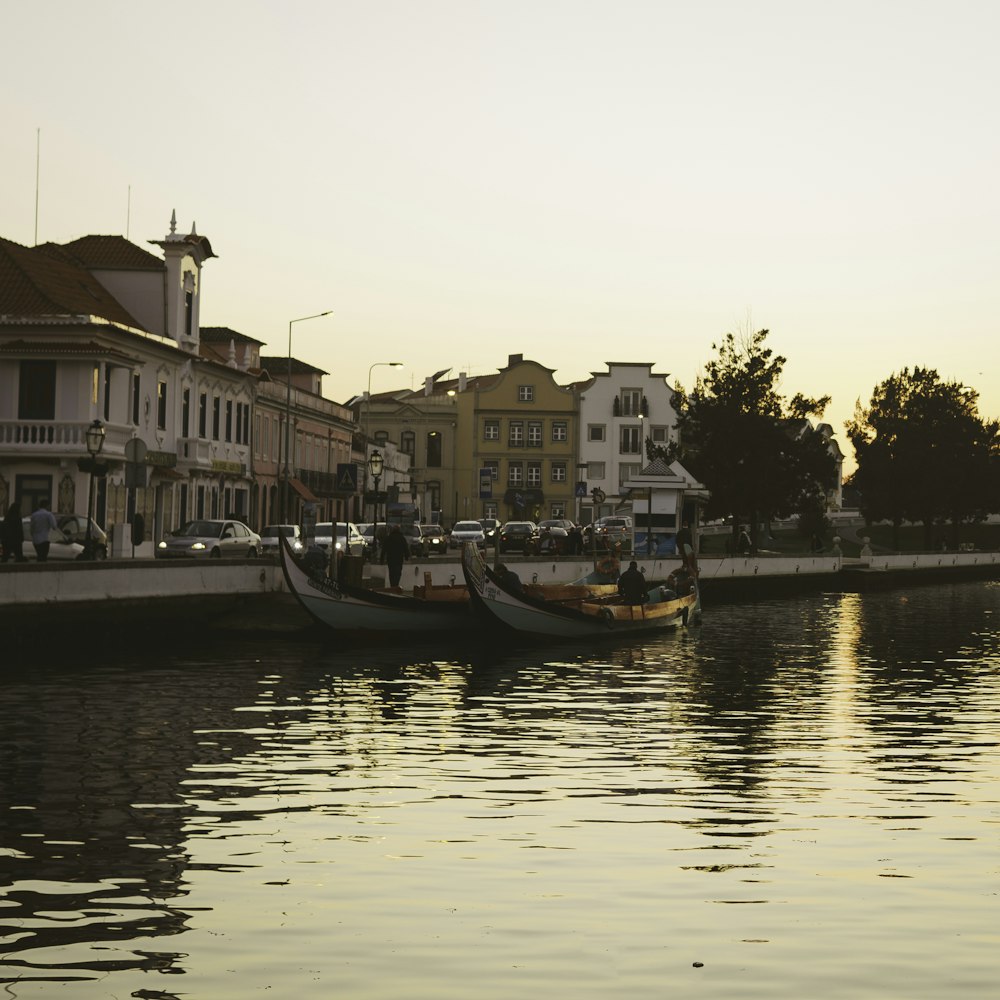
[2, 582, 998, 997]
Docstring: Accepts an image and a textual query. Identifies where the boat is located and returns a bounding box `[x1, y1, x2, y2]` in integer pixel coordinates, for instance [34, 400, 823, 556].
[462, 542, 700, 638]
[279, 533, 475, 633]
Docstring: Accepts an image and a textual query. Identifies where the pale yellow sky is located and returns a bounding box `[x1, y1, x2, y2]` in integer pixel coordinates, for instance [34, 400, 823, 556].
[3, 1, 997, 473]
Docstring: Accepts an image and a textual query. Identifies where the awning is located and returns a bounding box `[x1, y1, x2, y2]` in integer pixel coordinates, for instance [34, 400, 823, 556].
[288, 477, 319, 502]
[151, 467, 186, 481]
[502, 488, 544, 506]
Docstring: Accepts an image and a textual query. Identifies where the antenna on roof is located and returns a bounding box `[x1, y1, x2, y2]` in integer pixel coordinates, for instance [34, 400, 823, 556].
[34, 128, 40, 245]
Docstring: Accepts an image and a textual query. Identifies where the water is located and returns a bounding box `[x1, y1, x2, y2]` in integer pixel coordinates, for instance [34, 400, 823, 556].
[2, 581, 998, 998]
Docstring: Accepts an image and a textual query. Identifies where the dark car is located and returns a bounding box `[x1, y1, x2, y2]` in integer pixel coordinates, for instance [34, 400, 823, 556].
[57, 514, 108, 559]
[419, 524, 448, 555]
[537, 519, 576, 555]
[498, 521, 539, 553]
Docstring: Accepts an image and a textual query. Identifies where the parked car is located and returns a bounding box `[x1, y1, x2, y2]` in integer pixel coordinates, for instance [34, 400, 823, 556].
[478, 518, 501, 544]
[449, 520, 486, 549]
[156, 519, 262, 559]
[537, 518, 576, 554]
[419, 524, 449, 555]
[498, 521, 540, 553]
[313, 521, 366, 558]
[582, 516, 633, 550]
[259, 524, 304, 555]
[56, 514, 108, 559]
[17, 518, 85, 560]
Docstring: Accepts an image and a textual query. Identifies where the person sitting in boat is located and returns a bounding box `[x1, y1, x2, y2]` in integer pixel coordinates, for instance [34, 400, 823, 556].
[617, 560, 647, 605]
[495, 563, 523, 594]
[664, 566, 693, 598]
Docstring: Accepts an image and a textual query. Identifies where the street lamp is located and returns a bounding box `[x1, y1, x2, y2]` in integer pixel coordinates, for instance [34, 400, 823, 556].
[84, 418, 106, 559]
[283, 311, 333, 522]
[368, 449, 384, 562]
[365, 361, 402, 517]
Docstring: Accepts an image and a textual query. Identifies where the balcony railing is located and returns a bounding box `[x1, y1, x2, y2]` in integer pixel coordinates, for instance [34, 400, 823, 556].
[0, 420, 131, 458]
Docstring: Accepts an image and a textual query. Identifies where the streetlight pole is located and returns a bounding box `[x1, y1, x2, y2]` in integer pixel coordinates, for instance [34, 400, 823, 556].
[283, 311, 333, 523]
[364, 361, 403, 517]
[368, 449, 384, 563]
[84, 419, 106, 560]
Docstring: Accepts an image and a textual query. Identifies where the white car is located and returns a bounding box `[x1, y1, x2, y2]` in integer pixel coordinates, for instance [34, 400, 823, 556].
[20, 518, 84, 560]
[260, 524, 304, 555]
[449, 520, 486, 549]
[312, 521, 366, 557]
[156, 519, 262, 559]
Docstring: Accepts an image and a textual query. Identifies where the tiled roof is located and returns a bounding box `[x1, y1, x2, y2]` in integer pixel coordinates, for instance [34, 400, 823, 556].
[0, 338, 138, 363]
[260, 354, 329, 376]
[0, 237, 146, 329]
[201, 325, 265, 346]
[43, 235, 164, 271]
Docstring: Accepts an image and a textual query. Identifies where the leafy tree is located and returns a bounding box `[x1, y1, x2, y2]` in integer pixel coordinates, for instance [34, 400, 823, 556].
[650, 328, 836, 550]
[846, 368, 998, 548]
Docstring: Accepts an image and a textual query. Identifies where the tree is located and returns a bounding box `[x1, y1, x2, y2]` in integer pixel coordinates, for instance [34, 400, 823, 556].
[847, 368, 998, 548]
[651, 328, 836, 549]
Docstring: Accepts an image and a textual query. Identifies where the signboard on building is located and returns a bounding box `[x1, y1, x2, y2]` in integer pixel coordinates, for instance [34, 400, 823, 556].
[211, 459, 244, 475]
[479, 468, 492, 499]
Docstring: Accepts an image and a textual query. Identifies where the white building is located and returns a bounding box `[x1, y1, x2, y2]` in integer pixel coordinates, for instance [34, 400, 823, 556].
[575, 362, 678, 522]
[0, 213, 255, 547]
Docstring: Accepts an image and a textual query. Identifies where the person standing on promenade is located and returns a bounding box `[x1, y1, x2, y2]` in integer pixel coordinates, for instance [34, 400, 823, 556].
[383, 524, 409, 589]
[676, 520, 698, 575]
[2, 502, 26, 562]
[30, 499, 58, 562]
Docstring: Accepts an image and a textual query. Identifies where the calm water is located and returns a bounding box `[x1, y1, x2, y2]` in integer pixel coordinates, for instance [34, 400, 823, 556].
[2, 581, 999, 999]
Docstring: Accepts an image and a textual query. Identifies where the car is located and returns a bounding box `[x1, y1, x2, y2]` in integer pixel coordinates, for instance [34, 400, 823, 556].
[419, 523, 448, 555]
[259, 524, 304, 555]
[313, 521, 366, 558]
[56, 514, 108, 559]
[449, 520, 486, 549]
[156, 519, 262, 559]
[582, 515, 633, 550]
[396, 522, 426, 557]
[537, 518, 577, 555]
[478, 517, 501, 543]
[498, 520, 540, 553]
[18, 518, 85, 560]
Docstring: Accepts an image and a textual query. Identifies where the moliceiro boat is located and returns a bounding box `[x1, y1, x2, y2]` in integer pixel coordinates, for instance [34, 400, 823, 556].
[280, 534, 474, 633]
[462, 543, 701, 638]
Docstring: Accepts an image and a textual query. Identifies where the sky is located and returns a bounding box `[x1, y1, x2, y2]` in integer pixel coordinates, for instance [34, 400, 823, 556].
[3, 1, 998, 475]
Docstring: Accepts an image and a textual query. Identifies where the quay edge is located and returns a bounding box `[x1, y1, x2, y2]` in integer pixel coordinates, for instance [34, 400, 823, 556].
[1, 552, 998, 644]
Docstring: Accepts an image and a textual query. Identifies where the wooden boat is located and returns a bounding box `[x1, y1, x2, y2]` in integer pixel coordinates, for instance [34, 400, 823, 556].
[280, 533, 475, 633]
[462, 542, 700, 638]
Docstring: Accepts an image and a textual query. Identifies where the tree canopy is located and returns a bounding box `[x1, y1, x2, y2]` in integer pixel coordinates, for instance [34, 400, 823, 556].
[653, 328, 837, 546]
[846, 367, 999, 547]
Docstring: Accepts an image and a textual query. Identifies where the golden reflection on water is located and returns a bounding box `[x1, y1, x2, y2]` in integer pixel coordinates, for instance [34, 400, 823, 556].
[1, 582, 999, 999]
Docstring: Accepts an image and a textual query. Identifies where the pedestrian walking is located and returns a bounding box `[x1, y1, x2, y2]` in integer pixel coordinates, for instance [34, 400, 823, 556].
[29, 499, 58, 562]
[383, 524, 409, 588]
[2, 502, 26, 562]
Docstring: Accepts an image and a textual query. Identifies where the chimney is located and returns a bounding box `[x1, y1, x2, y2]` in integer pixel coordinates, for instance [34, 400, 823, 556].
[508, 353, 523, 367]
[459, 372, 467, 392]
[424, 376, 434, 396]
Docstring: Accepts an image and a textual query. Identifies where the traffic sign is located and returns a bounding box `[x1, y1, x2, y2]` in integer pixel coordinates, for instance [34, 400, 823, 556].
[336, 463, 359, 494]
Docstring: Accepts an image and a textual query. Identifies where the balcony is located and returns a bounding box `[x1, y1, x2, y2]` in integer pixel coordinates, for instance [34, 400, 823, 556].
[0, 419, 130, 461]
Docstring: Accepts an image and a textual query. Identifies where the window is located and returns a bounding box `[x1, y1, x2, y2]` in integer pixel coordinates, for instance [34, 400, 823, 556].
[621, 388, 642, 416]
[527, 462, 541, 486]
[551, 502, 566, 518]
[427, 480, 441, 512]
[484, 460, 499, 480]
[484, 502, 498, 519]
[254, 412, 260, 457]
[619, 463, 640, 487]
[184, 289, 194, 338]
[551, 462, 567, 482]
[484, 419, 500, 441]
[651, 425, 669, 443]
[132, 373, 141, 425]
[182, 388, 191, 437]
[527, 421, 542, 447]
[225, 399, 233, 442]
[198, 393, 207, 437]
[518, 385, 534, 402]
[157, 380, 167, 431]
[508, 421, 524, 447]
[620, 425, 642, 454]
[375, 431, 388, 446]
[588, 424, 605, 442]
[587, 461, 606, 480]
[401, 431, 415, 457]
[212, 396, 221, 440]
[552, 421, 567, 442]
[508, 462, 523, 485]
[427, 431, 442, 467]
[18, 360, 56, 419]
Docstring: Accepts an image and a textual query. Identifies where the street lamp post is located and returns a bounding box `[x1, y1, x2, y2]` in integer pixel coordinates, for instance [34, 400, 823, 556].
[364, 361, 402, 519]
[368, 449, 384, 563]
[283, 311, 333, 523]
[84, 419, 106, 560]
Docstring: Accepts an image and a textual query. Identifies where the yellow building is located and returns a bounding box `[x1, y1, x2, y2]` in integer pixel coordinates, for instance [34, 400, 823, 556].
[454, 354, 578, 524]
